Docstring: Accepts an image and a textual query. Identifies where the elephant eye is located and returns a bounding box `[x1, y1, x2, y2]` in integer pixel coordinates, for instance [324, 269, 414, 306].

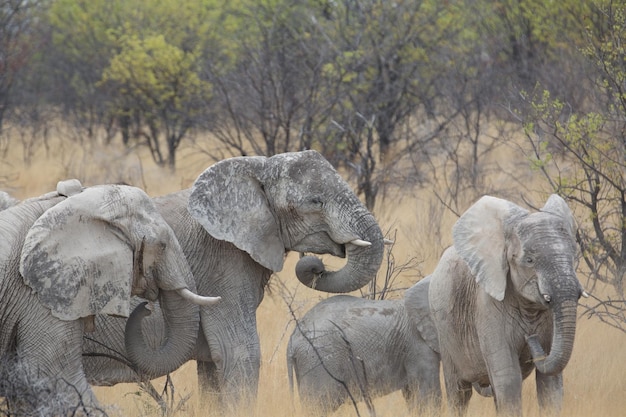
[309, 196, 324, 207]
[525, 256, 534, 265]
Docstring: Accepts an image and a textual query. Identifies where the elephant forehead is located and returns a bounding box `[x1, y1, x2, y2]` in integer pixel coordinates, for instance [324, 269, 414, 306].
[266, 151, 340, 186]
[517, 213, 575, 252]
[89, 185, 162, 228]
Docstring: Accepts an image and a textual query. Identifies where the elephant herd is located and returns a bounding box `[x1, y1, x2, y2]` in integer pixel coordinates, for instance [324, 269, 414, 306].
[0, 150, 585, 417]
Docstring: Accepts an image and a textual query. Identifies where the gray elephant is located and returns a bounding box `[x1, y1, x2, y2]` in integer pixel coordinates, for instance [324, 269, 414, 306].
[0, 180, 219, 413]
[286, 273, 440, 416]
[82, 150, 385, 410]
[429, 194, 585, 416]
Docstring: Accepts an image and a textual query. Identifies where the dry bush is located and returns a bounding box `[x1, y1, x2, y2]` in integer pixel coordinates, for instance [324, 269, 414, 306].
[0, 354, 111, 417]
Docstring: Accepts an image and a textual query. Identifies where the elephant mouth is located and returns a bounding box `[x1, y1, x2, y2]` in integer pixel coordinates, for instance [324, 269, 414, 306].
[519, 277, 550, 309]
[291, 231, 346, 258]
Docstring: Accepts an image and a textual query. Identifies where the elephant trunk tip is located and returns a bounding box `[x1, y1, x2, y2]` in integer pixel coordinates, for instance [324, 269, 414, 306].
[295, 256, 325, 289]
[131, 301, 152, 318]
[526, 333, 562, 375]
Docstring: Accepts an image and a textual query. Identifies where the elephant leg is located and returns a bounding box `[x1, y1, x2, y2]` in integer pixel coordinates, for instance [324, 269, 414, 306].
[485, 353, 523, 416]
[18, 312, 98, 411]
[403, 379, 442, 415]
[445, 378, 472, 417]
[440, 352, 472, 416]
[479, 328, 524, 416]
[535, 371, 563, 415]
[200, 307, 261, 412]
[298, 375, 346, 417]
[403, 349, 442, 413]
[194, 327, 220, 396]
[197, 360, 220, 395]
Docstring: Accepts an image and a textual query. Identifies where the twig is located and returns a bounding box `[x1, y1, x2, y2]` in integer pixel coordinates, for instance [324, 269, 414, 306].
[579, 293, 626, 334]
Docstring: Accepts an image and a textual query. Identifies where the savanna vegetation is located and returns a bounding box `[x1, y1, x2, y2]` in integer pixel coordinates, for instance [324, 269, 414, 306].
[1, 0, 626, 416]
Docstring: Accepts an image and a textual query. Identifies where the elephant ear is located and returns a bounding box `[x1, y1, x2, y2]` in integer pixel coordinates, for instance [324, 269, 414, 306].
[404, 276, 439, 353]
[541, 194, 577, 240]
[20, 185, 139, 321]
[188, 156, 285, 272]
[452, 195, 529, 301]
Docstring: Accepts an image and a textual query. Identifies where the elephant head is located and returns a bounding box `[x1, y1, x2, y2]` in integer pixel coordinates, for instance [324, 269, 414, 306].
[19, 184, 220, 377]
[188, 150, 384, 293]
[452, 194, 583, 376]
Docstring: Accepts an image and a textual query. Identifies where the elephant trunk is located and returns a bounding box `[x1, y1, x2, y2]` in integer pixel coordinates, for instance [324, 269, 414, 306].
[526, 298, 578, 376]
[124, 244, 204, 378]
[295, 212, 384, 293]
[125, 290, 200, 378]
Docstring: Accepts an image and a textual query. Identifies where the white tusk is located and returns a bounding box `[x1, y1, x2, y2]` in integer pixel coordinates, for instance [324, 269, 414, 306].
[177, 288, 222, 306]
[350, 239, 372, 247]
[582, 290, 590, 298]
[383, 239, 395, 245]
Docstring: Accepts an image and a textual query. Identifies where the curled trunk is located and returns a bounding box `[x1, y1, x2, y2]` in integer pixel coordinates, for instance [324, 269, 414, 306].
[295, 214, 384, 293]
[526, 299, 578, 376]
[124, 290, 200, 378]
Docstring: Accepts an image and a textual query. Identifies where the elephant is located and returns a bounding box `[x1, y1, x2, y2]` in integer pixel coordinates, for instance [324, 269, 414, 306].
[286, 272, 441, 416]
[428, 194, 585, 416]
[0, 180, 220, 413]
[81, 150, 385, 410]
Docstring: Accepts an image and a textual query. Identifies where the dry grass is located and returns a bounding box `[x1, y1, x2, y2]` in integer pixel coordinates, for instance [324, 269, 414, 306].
[1, 130, 625, 417]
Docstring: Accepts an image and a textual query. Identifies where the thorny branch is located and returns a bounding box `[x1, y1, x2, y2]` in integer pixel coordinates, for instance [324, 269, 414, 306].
[363, 229, 422, 300]
[82, 336, 189, 416]
[279, 281, 364, 417]
[579, 293, 626, 334]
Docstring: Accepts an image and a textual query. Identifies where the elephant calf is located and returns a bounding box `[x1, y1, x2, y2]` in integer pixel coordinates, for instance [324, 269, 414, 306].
[287, 275, 441, 415]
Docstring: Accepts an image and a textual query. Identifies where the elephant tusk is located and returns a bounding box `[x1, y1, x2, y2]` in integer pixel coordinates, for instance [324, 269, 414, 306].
[177, 288, 222, 306]
[383, 238, 394, 245]
[350, 239, 372, 247]
[582, 290, 590, 298]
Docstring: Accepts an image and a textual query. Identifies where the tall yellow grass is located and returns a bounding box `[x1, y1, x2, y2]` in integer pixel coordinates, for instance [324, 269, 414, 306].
[1, 130, 625, 417]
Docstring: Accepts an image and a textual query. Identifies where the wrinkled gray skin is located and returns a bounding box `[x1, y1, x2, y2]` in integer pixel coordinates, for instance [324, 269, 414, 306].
[82, 150, 385, 411]
[0, 181, 218, 412]
[287, 273, 440, 416]
[429, 195, 584, 416]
